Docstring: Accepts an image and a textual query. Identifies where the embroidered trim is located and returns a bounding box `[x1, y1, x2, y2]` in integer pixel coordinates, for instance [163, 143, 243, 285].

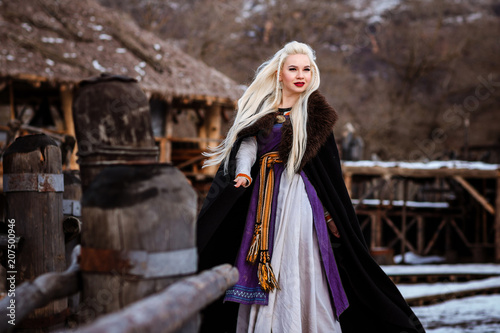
[225, 285, 268, 304]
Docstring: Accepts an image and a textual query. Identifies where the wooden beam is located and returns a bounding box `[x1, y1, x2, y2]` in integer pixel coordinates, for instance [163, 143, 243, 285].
[453, 176, 495, 215]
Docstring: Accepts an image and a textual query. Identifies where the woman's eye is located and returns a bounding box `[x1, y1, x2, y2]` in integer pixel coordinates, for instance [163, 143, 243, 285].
[304, 68, 311, 71]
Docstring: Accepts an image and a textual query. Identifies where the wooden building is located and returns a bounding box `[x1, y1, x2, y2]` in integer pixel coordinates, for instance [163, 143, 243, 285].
[342, 160, 500, 263]
[0, 0, 241, 183]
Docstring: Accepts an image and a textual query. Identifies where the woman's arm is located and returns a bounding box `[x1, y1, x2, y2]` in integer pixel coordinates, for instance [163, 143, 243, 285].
[234, 136, 257, 188]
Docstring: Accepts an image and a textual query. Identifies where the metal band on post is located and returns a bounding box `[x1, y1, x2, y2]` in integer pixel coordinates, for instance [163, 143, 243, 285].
[63, 200, 82, 217]
[3, 173, 64, 192]
[79, 247, 198, 278]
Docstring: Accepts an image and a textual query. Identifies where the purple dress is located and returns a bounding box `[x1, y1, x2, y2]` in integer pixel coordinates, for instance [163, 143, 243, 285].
[225, 117, 348, 332]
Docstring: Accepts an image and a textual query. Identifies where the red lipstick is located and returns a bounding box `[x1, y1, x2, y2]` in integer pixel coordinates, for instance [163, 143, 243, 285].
[294, 82, 305, 87]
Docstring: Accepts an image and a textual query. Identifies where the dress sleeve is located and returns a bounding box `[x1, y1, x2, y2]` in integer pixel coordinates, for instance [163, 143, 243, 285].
[235, 136, 257, 184]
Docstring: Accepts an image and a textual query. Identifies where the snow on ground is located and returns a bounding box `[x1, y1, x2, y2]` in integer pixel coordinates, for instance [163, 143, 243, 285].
[397, 276, 500, 299]
[412, 295, 500, 332]
[343, 160, 499, 170]
[382, 263, 500, 275]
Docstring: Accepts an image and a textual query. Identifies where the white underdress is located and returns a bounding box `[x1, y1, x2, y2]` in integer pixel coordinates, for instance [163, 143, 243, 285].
[235, 137, 342, 333]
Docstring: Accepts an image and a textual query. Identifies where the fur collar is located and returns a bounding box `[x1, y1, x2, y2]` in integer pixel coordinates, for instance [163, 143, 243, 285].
[237, 90, 338, 171]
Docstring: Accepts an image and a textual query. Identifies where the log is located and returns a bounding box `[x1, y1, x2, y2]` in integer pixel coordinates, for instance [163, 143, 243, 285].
[2, 134, 67, 327]
[79, 164, 197, 327]
[66, 264, 238, 333]
[0, 246, 80, 333]
[72, 74, 158, 191]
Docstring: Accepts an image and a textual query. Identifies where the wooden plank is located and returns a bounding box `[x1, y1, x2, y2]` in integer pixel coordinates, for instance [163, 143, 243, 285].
[453, 176, 495, 215]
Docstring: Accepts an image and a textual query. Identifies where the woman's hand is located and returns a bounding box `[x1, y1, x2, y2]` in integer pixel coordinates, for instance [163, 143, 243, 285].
[234, 176, 249, 188]
[327, 220, 340, 238]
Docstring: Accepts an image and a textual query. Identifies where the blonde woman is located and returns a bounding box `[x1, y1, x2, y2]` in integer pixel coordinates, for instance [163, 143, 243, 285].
[197, 41, 424, 333]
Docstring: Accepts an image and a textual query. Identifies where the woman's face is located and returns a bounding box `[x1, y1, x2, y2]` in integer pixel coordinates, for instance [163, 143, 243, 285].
[279, 54, 312, 98]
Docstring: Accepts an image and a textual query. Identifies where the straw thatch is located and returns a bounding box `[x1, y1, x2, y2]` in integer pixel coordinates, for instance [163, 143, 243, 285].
[0, 0, 242, 105]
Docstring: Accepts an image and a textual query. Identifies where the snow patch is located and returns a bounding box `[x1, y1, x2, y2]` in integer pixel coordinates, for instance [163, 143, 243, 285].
[134, 65, 145, 76]
[63, 53, 77, 58]
[413, 295, 500, 332]
[99, 34, 112, 41]
[45, 59, 55, 66]
[116, 48, 127, 54]
[92, 60, 107, 72]
[382, 263, 500, 276]
[398, 276, 500, 299]
[89, 23, 103, 31]
[6, 55, 15, 61]
[21, 23, 32, 32]
[394, 252, 445, 265]
[154, 43, 161, 51]
[342, 160, 499, 171]
[42, 37, 64, 44]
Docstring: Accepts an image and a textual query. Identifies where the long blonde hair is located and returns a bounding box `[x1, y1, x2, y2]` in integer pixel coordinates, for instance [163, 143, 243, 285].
[203, 41, 321, 178]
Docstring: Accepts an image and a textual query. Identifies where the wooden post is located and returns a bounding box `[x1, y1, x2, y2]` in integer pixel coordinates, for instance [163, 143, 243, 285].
[417, 215, 425, 255]
[72, 75, 158, 191]
[345, 172, 352, 197]
[400, 179, 408, 263]
[164, 106, 173, 163]
[2, 134, 67, 329]
[79, 164, 197, 330]
[495, 176, 500, 262]
[60, 84, 78, 170]
[202, 104, 221, 175]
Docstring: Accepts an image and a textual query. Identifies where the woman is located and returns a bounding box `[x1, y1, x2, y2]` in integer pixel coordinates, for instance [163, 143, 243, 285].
[197, 41, 424, 333]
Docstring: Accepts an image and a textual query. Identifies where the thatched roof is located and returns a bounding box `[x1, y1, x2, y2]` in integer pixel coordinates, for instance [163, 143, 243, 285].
[0, 0, 242, 105]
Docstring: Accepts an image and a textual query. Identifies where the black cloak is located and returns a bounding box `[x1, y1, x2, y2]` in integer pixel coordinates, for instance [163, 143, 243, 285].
[197, 91, 425, 333]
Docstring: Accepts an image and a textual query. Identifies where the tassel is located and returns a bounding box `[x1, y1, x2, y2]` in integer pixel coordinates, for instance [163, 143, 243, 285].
[257, 252, 280, 292]
[246, 231, 260, 263]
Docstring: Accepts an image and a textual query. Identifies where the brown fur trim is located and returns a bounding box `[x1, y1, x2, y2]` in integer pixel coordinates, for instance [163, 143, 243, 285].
[236, 90, 337, 171]
[280, 91, 338, 170]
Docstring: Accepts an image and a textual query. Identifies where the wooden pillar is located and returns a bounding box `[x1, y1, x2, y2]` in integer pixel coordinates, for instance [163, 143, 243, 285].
[370, 209, 382, 249]
[495, 176, 500, 262]
[3, 134, 67, 329]
[79, 164, 198, 331]
[345, 172, 352, 197]
[60, 84, 78, 170]
[9, 79, 15, 120]
[417, 215, 425, 256]
[202, 104, 221, 175]
[63, 170, 82, 316]
[164, 106, 173, 163]
[400, 179, 408, 263]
